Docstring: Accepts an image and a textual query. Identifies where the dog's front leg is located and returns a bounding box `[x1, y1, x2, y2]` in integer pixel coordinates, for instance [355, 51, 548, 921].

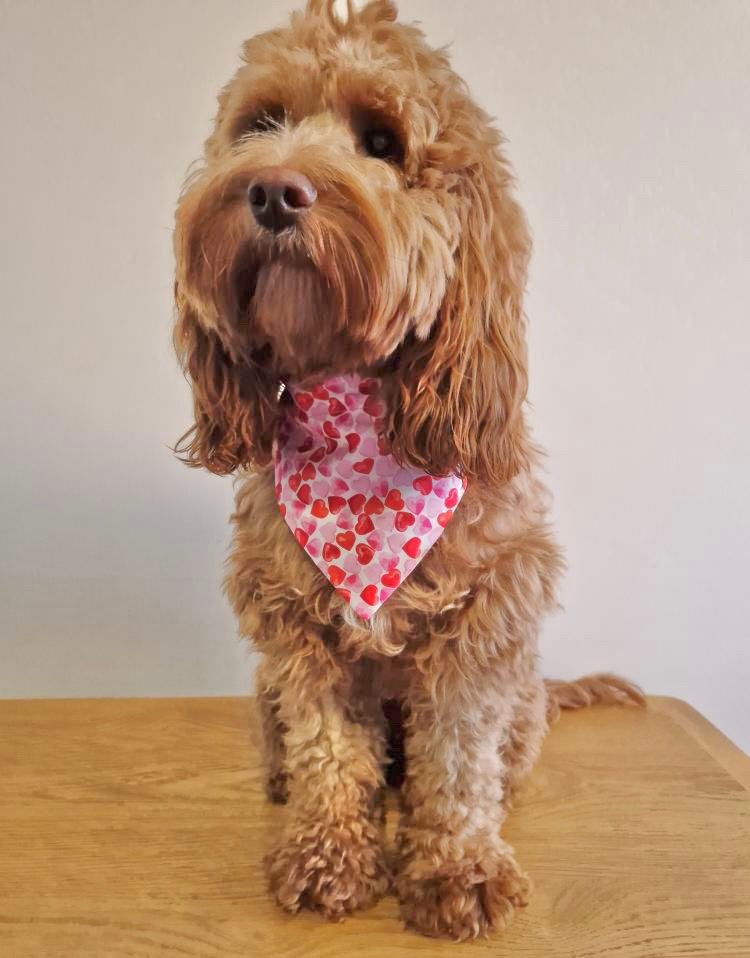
[265, 663, 390, 919]
[395, 663, 531, 940]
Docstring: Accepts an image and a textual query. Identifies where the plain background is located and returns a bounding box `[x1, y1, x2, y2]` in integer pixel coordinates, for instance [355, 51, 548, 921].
[1, 0, 748, 749]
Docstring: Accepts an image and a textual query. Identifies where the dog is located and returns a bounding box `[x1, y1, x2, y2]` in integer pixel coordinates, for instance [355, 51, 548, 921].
[172, 0, 643, 940]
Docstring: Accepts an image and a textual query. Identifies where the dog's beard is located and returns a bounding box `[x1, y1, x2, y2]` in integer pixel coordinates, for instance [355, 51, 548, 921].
[251, 257, 345, 376]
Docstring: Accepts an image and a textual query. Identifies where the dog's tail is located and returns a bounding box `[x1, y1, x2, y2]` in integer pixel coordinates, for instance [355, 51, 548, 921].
[545, 673, 645, 723]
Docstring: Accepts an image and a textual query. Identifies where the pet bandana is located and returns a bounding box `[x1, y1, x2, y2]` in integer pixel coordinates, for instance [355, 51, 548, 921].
[274, 373, 466, 620]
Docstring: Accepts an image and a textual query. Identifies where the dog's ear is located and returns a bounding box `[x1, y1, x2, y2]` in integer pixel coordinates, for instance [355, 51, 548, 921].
[173, 288, 279, 476]
[387, 131, 531, 486]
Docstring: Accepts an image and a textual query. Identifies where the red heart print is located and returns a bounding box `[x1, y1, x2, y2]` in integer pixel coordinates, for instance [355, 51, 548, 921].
[328, 565, 345, 586]
[403, 537, 421, 559]
[353, 458, 374, 474]
[296, 392, 314, 411]
[336, 531, 355, 551]
[356, 543, 374, 565]
[358, 379, 379, 395]
[385, 489, 404, 510]
[301, 462, 316, 481]
[311, 384, 329, 400]
[437, 510, 453, 528]
[296, 436, 314, 453]
[336, 587, 351, 603]
[348, 494, 366, 514]
[360, 584, 378, 605]
[310, 446, 326, 463]
[323, 543, 341, 562]
[311, 499, 328, 519]
[279, 504, 286, 518]
[444, 488, 459, 509]
[355, 514, 374, 535]
[328, 496, 346, 515]
[328, 397, 347, 417]
[294, 529, 309, 548]
[412, 476, 433, 495]
[325, 437, 338, 454]
[363, 395, 382, 417]
[274, 482, 282, 498]
[296, 484, 311, 505]
[289, 473, 301, 492]
[395, 511, 415, 531]
[364, 496, 384, 516]
[346, 433, 361, 453]
[323, 421, 340, 439]
[381, 570, 401, 588]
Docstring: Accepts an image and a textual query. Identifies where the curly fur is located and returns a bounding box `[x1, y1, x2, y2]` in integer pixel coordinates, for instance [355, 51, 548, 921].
[173, 0, 643, 940]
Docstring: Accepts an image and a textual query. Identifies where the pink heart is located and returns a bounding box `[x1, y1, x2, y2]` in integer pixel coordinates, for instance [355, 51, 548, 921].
[317, 461, 332, 477]
[360, 437, 379, 457]
[367, 532, 383, 551]
[335, 459, 354, 478]
[354, 413, 372, 430]
[375, 457, 399, 477]
[379, 556, 399, 572]
[373, 479, 389, 498]
[405, 496, 425, 515]
[351, 477, 371, 494]
[336, 412, 354, 429]
[336, 514, 353, 530]
[299, 519, 317, 536]
[416, 516, 433, 535]
[291, 500, 305, 517]
[423, 498, 444, 519]
[331, 478, 349, 494]
[345, 573, 360, 587]
[393, 469, 414, 487]
[343, 554, 361, 573]
[387, 533, 406, 553]
[344, 393, 359, 410]
[319, 522, 337, 540]
[311, 480, 328, 498]
[306, 540, 321, 558]
[433, 480, 449, 499]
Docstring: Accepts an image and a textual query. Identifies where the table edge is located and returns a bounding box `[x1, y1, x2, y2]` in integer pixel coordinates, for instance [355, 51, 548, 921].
[649, 696, 750, 791]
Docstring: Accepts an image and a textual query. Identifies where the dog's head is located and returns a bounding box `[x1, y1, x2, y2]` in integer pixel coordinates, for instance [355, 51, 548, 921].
[174, 0, 530, 483]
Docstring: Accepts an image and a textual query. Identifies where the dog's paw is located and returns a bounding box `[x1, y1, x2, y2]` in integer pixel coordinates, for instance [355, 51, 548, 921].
[396, 850, 530, 940]
[267, 822, 390, 919]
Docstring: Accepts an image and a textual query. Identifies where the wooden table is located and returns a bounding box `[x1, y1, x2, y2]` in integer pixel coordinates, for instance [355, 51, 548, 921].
[1, 696, 748, 957]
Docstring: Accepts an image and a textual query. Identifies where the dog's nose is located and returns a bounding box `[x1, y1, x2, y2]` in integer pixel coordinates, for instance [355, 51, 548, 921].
[247, 167, 317, 233]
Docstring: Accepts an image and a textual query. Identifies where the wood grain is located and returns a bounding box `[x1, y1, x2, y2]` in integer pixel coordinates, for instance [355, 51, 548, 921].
[1, 696, 748, 957]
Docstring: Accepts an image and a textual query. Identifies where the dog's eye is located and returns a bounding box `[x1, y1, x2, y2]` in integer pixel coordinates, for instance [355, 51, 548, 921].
[360, 126, 403, 164]
[236, 106, 285, 138]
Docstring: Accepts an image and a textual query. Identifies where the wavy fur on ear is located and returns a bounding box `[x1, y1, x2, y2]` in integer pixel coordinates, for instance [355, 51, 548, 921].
[387, 125, 531, 486]
[173, 293, 279, 475]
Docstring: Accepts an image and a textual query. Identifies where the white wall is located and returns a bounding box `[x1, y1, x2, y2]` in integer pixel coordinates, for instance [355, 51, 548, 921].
[1, 1, 748, 748]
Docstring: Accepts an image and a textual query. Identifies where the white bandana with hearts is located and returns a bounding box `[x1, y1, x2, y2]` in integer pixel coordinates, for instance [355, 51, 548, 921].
[273, 373, 466, 621]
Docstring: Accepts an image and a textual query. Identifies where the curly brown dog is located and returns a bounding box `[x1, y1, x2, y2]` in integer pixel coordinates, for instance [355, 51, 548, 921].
[172, 0, 643, 940]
